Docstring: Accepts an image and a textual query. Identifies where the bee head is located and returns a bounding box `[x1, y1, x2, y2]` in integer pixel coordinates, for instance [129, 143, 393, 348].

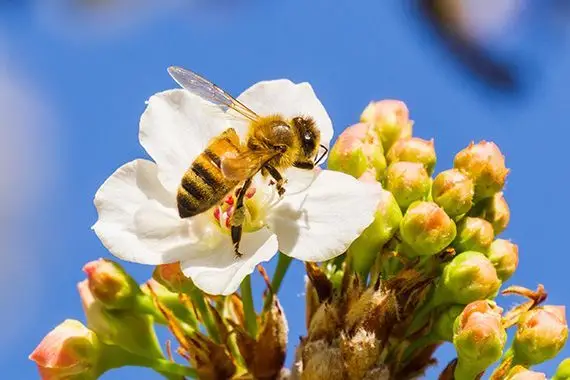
[292, 116, 321, 167]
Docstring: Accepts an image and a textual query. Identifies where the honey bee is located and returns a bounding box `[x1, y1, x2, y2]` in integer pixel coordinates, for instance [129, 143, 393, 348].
[167, 66, 328, 256]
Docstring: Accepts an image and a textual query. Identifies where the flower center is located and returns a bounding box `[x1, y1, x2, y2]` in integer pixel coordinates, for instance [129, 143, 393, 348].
[211, 182, 274, 234]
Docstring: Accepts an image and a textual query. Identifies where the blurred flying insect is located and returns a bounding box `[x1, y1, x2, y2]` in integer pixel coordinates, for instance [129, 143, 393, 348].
[168, 66, 327, 256]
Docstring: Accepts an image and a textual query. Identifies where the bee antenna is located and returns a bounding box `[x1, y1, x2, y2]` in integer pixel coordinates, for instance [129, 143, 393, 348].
[315, 144, 328, 166]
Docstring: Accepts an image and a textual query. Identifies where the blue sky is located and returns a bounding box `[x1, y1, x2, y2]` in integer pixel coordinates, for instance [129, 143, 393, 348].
[1, 1, 570, 378]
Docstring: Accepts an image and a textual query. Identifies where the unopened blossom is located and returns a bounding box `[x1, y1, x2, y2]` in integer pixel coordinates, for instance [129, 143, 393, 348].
[384, 161, 431, 209]
[454, 141, 509, 200]
[360, 99, 413, 151]
[93, 77, 381, 295]
[453, 300, 506, 379]
[474, 192, 511, 235]
[553, 358, 570, 380]
[386, 137, 436, 175]
[453, 217, 495, 253]
[487, 239, 519, 282]
[432, 169, 474, 217]
[513, 305, 568, 365]
[506, 366, 547, 380]
[29, 319, 101, 380]
[328, 122, 386, 180]
[83, 258, 139, 310]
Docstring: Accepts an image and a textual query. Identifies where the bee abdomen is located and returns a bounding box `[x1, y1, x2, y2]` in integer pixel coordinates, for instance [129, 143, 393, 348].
[177, 130, 241, 218]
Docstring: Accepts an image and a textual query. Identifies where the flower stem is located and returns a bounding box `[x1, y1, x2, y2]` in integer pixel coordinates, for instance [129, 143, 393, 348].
[188, 285, 220, 343]
[100, 344, 197, 378]
[241, 275, 258, 337]
[263, 252, 292, 311]
[489, 347, 516, 380]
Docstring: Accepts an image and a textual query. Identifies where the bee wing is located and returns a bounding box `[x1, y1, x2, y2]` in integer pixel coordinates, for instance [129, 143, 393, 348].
[168, 66, 260, 122]
[221, 150, 278, 181]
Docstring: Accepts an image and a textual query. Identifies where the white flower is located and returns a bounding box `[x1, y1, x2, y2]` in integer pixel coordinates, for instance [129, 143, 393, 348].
[93, 77, 382, 295]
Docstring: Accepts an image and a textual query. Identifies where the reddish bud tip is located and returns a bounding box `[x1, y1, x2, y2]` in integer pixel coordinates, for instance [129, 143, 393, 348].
[360, 100, 413, 151]
[384, 162, 431, 209]
[454, 141, 509, 200]
[82, 259, 139, 310]
[387, 137, 437, 175]
[432, 169, 474, 217]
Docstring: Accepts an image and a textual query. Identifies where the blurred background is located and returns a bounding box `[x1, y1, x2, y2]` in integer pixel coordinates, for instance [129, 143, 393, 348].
[1, 0, 570, 378]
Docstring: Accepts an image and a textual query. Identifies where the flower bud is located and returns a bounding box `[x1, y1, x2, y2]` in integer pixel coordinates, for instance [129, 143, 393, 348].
[29, 319, 101, 379]
[553, 358, 570, 380]
[432, 169, 474, 217]
[328, 123, 386, 180]
[474, 192, 511, 235]
[83, 258, 140, 310]
[433, 305, 464, 342]
[513, 306, 568, 365]
[506, 366, 547, 380]
[439, 251, 501, 304]
[152, 262, 194, 294]
[340, 329, 381, 380]
[387, 137, 436, 175]
[453, 217, 494, 253]
[361, 99, 413, 151]
[487, 239, 519, 282]
[384, 162, 431, 209]
[349, 189, 402, 276]
[400, 201, 456, 256]
[454, 141, 509, 200]
[453, 300, 506, 379]
[78, 280, 163, 358]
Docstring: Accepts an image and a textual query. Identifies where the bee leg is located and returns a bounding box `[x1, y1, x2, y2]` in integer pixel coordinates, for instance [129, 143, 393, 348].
[264, 165, 286, 197]
[230, 177, 253, 257]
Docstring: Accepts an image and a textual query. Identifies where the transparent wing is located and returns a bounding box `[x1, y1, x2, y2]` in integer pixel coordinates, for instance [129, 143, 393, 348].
[221, 150, 277, 181]
[168, 66, 260, 122]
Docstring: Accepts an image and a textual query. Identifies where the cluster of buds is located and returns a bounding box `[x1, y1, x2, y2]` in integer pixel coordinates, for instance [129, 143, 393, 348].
[31, 99, 569, 379]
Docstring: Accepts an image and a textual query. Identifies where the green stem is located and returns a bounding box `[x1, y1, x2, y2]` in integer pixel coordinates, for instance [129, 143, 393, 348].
[489, 347, 516, 380]
[100, 344, 197, 378]
[454, 358, 482, 380]
[263, 252, 292, 311]
[135, 294, 197, 336]
[241, 275, 258, 337]
[188, 285, 220, 343]
[401, 334, 441, 363]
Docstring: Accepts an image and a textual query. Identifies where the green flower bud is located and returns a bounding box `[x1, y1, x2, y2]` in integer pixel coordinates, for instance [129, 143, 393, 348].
[453, 300, 506, 379]
[513, 306, 568, 366]
[400, 201, 456, 256]
[474, 192, 511, 235]
[433, 305, 465, 342]
[153, 262, 194, 294]
[506, 366, 547, 380]
[432, 169, 474, 217]
[328, 123, 386, 180]
[453, 217, 494, 253]
[384, 162, 431, 209]
[83, 258, 140, 310]
[360, 99, 413, 151]
[439, 251, 501, 304]
[553, 358, 570, 380]
[386, 137, 437, 175]
[487, 239, 519, 282]
[454, 141, 509, 200]
[349, 189, 402, 276]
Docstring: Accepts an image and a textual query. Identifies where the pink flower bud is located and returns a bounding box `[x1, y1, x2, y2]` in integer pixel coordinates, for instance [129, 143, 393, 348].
[453, 217, 495, 253]
[453, 300, 506, 378]
[432, 169, 474, 217]
[29, 319, 101, 379]
[487, 239, 519, 282]
[83, 258, 139, 310]
[513, 306, 568, 365]
[400, 201, 456, 256]
[454, 141, 509, 200]
[328, 123, 386, 180]
[360, 100, 413, 151]
[387, 137, 436, 175]
[384, 162, 431, 209]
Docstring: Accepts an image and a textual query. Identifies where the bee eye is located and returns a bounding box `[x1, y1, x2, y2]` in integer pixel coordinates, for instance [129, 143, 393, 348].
[304, 132, 312, 141]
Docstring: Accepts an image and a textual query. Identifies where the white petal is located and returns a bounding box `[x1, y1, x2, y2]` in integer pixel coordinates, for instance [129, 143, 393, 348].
[181, 229, 278, 295]
[139, 89, 230, 191]
[266, 170, 382, 262]
[93, 159, 213, 265]
[236, 80, 333, 149]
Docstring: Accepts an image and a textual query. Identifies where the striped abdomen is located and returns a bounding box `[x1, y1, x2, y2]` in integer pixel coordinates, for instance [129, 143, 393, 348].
[177, 128, 241, 218]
